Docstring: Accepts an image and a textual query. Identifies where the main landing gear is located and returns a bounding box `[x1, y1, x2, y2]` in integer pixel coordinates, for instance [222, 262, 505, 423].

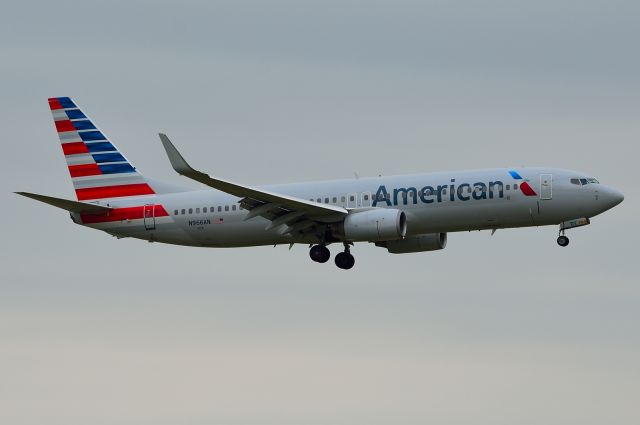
[309, 243, 355, 270]
[309, 244, 330, 263]
[335, 244, 355, 270]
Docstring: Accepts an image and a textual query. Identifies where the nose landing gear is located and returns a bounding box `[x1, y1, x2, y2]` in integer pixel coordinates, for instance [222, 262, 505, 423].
[556, 217, 590, 247]
[557, 234, 570, 247]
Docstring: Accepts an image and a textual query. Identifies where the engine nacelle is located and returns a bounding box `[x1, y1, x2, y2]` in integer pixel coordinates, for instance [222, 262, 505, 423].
[377, 233, 447, 254]
[342, 209, 407, 242]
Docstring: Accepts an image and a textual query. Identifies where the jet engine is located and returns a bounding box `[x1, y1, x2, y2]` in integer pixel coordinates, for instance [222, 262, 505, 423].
[341, 209, 407, 242]
[376, 233, 447, 253]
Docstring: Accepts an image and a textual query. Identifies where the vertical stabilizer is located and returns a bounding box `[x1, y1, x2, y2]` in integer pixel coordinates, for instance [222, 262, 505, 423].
[48, 97, 156, 201]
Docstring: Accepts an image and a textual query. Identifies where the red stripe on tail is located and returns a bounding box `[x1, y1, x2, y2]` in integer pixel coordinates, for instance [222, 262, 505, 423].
[75, 183, 155, 200]
[62, 142, 90, 155]
[68, 164, 102, 178]
[55, 119, 76, 132]
[48, 98, 63, 110]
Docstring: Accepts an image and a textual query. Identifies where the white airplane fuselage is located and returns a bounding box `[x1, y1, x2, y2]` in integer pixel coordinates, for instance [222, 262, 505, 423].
[76, 167, 623, 248]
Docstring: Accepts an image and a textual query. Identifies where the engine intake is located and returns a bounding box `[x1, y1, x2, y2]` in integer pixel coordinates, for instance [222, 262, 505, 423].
[377, 233, 447, 253]
[342, 209, 407, 242]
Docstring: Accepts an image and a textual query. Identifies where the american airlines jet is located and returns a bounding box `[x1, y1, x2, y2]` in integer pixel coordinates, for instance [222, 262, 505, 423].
[16, 97, 624, 269]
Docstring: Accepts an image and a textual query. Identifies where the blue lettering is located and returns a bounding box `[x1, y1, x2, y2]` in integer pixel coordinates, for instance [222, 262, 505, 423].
[457, 183, 471, 201]
[489, 181, 504, 199]
[472, 182, 487, 200]
[419, 186, 435, 203]
[393, 187, 417, 205]
[436, 185, 447, 202]
[373, 185, 391, 207]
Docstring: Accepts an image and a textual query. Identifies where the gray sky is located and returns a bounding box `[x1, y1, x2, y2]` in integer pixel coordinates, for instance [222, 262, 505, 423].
[1, 1, 639, 424]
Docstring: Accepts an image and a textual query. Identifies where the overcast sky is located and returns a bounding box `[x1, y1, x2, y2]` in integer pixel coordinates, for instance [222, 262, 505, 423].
[1, 1, 639, 424]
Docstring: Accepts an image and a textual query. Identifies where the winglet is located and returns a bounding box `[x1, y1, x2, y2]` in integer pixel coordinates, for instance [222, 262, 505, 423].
[159, 133, 195, 175]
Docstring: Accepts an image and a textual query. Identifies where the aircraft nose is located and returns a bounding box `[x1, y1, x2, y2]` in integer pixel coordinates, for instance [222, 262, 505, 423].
[600, 186, 624, 209]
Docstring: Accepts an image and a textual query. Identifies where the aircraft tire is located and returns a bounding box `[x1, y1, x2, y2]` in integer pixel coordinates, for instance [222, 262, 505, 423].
[335, 252, 355, 270]
[557, 235, 570, 247]
[310, 245, 330, 263]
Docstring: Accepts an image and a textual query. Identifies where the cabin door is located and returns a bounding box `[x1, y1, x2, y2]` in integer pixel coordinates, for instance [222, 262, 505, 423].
[540, 174, 553, 200]
[143, 204, 156, 230]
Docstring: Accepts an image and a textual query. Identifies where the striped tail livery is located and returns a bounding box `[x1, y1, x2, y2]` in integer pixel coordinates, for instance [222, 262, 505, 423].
[49, 96, 156, 201]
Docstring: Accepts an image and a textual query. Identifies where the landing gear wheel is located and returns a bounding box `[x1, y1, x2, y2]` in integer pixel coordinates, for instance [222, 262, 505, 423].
[335, 252, 355, 270]
[309, 245, 330, 263]
[557, 235, 570, 247]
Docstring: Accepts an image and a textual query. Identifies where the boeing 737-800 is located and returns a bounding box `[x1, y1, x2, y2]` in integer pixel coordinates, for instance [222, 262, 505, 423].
[16, 97, 624, 269]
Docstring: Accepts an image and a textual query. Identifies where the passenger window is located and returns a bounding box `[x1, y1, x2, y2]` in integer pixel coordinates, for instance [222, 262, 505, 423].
[203, 207, 207, 213]
[225, 205, 229, 211]
[188, 208, 193, 214]
[232, 205, 237, 211]
[332, 197, 337, 203]
[506, 184, 511, 190]
[364, 194, 369, 201]
[217, 206, 222, 212]
[174, 210, 178, 215]
[442, 189, 447, 195]
[196, 208, 200, 213]
[211, 206, 215, 211]
[325, 197, 329, 203]
[317, 198, 322, 203]
[514, 184, 518, 190]
[350, 195, 355, 202]
[341, 196, 346, 202]
[181, 209, 186, 215]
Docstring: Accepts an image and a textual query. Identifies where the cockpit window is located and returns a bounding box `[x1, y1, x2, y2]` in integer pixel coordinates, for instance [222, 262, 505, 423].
[571, 177, 600, 186]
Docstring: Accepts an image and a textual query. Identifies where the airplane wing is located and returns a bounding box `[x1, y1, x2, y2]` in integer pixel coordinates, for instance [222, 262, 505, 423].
[159, 134, 348, 235]
[15, 192, 112, 214]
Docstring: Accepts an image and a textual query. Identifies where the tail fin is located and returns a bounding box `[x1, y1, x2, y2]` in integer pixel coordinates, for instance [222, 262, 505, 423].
[48, 97, 156, 201]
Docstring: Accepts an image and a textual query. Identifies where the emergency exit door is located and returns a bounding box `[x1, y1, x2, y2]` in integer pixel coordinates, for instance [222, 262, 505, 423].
[540, 174, 552, 200]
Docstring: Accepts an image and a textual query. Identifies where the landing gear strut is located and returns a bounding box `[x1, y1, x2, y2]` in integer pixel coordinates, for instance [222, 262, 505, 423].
[557, 227, 570, 247]
[334, 243, 355, 270]
[556, 218, 590, 247]
[309, 244, 330, 263]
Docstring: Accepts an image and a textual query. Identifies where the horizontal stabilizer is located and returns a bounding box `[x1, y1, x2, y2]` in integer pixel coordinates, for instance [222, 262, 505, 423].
[15, 192, 112, 214]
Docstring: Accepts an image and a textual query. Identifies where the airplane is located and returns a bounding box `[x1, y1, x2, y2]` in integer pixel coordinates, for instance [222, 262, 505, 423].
[15, 97, 624, 269]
